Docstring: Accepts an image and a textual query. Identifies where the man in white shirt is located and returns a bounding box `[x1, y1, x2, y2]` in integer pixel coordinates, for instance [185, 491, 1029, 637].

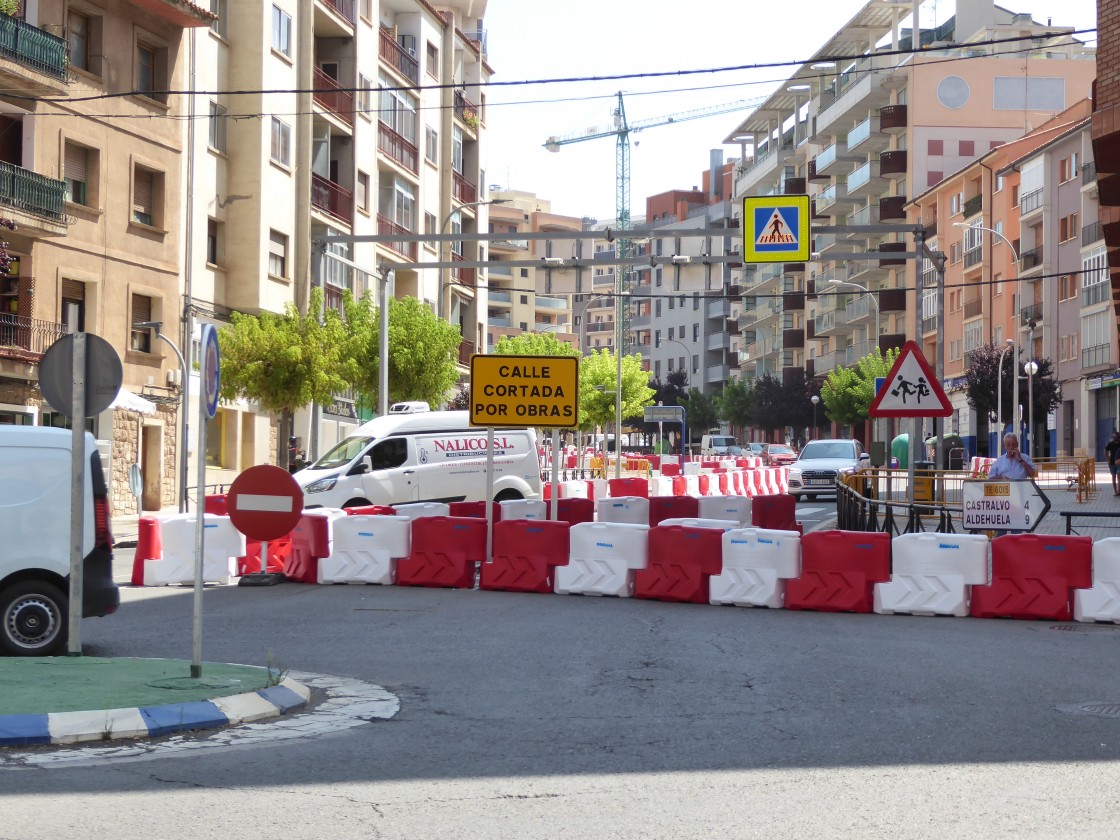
[988, 433, 1037, 480]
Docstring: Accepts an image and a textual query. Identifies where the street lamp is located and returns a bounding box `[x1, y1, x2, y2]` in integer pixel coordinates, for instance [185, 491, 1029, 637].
[439, 198, 510, 328]
[827, 278, 879, 354]
[1025, 359, 1038, 459]
[956, 222, 1022, 445]
[133, 320, 189, 513]
[811, 394, 820, 440]
[996, 337, 1014, 451]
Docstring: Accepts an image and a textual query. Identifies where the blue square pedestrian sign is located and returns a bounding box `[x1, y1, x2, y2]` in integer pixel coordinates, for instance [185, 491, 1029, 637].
[742, 195, 811, 264]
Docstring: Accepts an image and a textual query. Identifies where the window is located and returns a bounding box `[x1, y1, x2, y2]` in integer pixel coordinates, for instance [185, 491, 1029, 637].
[357, 73, 372, 117]
[378, 73, 418, 143]
[68, 9, 89, 71]
[368, 439, 407, 471]
[995, 174, 1005, 192]
[209, 0, 228, 38]
[360, 0, 372, 21]
[356, 171, 369, 213]
[669, 297, 675, 310]
[654, 329, 661, 345]
[379, 175, 415, 230]
[452, 125, 463, 173]
[206, 218, 222, 265]
[426, 42, 438, 78]
[1059, 273, 1077, 301]
[208, 101, 227, 152]
[132, 166, 159, 226]
[993, 272, 1003, 297]
[425, 127, 438, 163]
[137, 44, 155, 95]
[1059, 152, 1079, 183]
[270, 117, 291, 166]
[963, 319, 983, 355]
[130, 294, 153, 353]
[1058, 212, 1078, 243]
[949, 192, 963, 215]
[272, 5, 292, 57]
[1082, 245, 1108, 306]
[928, 139, 944, 155]
[959, 139, 974, 156]
[693, 293, 700, 311]
[64, 142, 90, 206]
[668, 326, 674, 339]
[268, 230, 288, 278]
[61, 279, 85, 333]
[692, 324, 699, 341]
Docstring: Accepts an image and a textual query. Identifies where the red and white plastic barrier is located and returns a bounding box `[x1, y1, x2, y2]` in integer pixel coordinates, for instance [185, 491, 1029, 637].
[698, 495, 752, 528]
[874, 532, 990, 616]
[1075, 538, 1120, 623]
[710, 527, 801, 608]
[597, 496, 650, 525]
[554, 522, 649, 597]
[318, 513, 410, 585]
[137, 513, 245, 586]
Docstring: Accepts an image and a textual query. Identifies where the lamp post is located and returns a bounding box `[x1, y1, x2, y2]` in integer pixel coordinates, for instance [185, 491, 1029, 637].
[811, 394, 820, 440]
[133, 320, 189, 512]
[1025, 359, 1038, 458]
[996, 337, 1014, 453]
[956, 222, 1022, 447]
[438, 198, 509, 326]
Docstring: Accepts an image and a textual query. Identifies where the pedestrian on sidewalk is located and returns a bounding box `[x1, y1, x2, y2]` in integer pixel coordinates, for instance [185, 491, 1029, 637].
[1106, 430, 1120, 496]
[988, 433, 1037, 480]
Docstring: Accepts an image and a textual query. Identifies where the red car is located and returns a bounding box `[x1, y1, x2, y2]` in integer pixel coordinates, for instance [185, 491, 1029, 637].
[761, 443, 797, 466]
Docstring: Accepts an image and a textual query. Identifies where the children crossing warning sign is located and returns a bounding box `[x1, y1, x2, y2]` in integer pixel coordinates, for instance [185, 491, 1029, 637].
[869, 340, 953, 418]
[742, 195, 811, 263]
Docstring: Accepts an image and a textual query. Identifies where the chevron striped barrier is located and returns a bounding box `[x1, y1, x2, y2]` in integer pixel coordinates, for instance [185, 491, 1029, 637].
[1075, 537, 1120, 623]
[318, 513, 410, 585]
[138, 513, 245, 587]
[710, 527, 801, 608]
[554, 522, 649, 596]
[874, 532, 990, 617]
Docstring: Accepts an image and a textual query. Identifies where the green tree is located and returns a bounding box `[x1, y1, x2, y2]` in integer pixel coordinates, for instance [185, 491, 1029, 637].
[218, 287, 349, 462]
[344, 294, 461, 409]
[579, 348, 655, 434]
[751, 375, 787, 436]
[820, 348, 898, 427]
[964, 343, 1061, 428]
[684, 386, 719, 440]
[717, 376, 755, 436]
[492, 332, 581, 359]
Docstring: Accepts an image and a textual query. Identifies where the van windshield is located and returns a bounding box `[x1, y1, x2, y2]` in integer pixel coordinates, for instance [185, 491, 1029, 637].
[711, 437, 734, 447]
[309, 436, 375, 470]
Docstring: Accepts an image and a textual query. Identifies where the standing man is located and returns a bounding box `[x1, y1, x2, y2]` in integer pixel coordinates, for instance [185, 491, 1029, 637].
[1106, 431, 1120, 496]
[988, 433, 1037, 480]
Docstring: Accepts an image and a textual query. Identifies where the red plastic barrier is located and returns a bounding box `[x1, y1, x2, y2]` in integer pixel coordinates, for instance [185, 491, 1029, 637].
[635, 525, 723, 604]
[130, 516, 163, 586]
[204, 494, 228, 516]
[555, 497, 594, 526]
[480, 520, 571, 593]
[609, 477, 648, 499]
[396, 516, 486, 588]
[284, 513, 334, 584]
[751, 493, 800, 532]
[661, 462, 681, 477]
[671, 475, 687, 496]
[565, 454, 577, 469]
[970, 534, 1093, 620]
[448, 501, 502, 520]
[344, 504, 395, 516]
[785, 530, 892, 613]
[697, 475, 710, 496]
[717, 474, 730, 494]
[649, 495, 699, 526]
[237, 536, 291, 576]
[647, 455, 661, 469]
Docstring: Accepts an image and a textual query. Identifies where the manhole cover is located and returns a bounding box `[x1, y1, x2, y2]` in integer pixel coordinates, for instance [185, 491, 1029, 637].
[1049, 624, 1120, 632]
[1057, 702, 1120, 719]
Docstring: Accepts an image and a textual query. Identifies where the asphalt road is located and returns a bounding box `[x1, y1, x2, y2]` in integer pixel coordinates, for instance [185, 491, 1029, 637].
[4, 558, 1120, 839]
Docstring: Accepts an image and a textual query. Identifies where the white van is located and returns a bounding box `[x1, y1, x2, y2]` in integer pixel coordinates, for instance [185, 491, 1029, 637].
[296, 410, 542, 509]
[700, 434, 737, 457]
[0, 427, 119, 655]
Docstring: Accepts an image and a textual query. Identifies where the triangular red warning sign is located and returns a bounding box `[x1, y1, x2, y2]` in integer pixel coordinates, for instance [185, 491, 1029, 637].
[869, 341, 952, 418]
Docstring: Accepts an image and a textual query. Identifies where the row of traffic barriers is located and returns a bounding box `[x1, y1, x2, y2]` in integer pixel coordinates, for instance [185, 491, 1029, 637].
[130, 504, 1120, 622]
[547, 468, 788, 502]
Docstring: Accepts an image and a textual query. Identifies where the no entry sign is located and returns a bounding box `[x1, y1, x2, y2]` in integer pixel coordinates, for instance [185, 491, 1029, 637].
[227, 464, 304, 541]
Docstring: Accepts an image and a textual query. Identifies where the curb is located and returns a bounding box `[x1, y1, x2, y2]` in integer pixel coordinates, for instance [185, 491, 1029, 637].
[0, 676, 310, 747]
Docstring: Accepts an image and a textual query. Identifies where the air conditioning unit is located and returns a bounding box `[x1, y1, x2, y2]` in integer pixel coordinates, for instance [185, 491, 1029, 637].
[166, 368, 182, 387]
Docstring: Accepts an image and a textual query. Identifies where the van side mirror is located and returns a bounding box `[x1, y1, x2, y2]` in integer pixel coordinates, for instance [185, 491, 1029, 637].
[348, 455, 373, 476]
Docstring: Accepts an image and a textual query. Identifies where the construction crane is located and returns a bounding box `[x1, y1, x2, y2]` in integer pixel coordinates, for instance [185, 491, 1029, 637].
[544, 92, 763, 354]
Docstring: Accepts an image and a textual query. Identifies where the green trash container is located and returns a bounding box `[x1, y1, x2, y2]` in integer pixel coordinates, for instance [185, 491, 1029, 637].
[891, 434, 910, 470]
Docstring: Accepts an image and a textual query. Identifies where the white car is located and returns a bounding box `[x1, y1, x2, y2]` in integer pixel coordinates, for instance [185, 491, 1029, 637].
[787, 439, 869, 500]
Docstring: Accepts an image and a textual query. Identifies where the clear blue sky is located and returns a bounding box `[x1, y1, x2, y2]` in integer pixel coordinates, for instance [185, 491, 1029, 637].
[483, 0, 1098, 223]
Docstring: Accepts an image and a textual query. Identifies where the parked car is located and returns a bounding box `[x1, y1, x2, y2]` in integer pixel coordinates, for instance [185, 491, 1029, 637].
[747, 442, 764, 457]
[761, 443, 797, 466]
[787, 438, 870, 500]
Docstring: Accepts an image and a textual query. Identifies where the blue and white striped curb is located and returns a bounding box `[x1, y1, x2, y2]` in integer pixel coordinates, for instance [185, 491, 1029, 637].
[0, 677, 309, 747]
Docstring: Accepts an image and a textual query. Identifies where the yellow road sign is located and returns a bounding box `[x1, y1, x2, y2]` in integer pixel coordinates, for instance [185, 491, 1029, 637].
[742, 194, 811, 263]
[469, 354, 579, 428]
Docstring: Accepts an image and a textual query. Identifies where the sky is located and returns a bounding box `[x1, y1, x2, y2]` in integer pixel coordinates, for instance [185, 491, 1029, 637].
[482, 0, 1099, 224]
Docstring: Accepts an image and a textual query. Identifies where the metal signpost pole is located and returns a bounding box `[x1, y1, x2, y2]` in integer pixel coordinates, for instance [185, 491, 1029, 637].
[550, 428, 560, 521]
[67, 332, 86, 656]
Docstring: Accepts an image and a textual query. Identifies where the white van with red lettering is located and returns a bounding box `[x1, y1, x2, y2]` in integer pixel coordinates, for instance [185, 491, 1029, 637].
[296, 409, 542, 509]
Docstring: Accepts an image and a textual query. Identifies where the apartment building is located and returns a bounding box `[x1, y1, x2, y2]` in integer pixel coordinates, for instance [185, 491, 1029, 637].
[908, 99, 1110, 459]
[0, 1, 212, 513]
[1092, 0, 1120, 344]
[486, 190, 578, 351]
[723, 0, 1095, 418]
[189, 0, 493, 483]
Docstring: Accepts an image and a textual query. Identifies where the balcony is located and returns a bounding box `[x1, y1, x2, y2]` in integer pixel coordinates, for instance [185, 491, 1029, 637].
[879, 103, 907, 133]
[451, 252, 476, 288]
[783, 328, 804, 349]
[847, 204, 879, 230]
[378, 27, 418, 84]
[1083, 221, 1104, 246]
[879, 195, 907, 221]
[847, 116, 874, 151]
[1019, 188, 1044, 215]
[453, 170, 477, 204]
[1020, 246, 1043, 271]
[491, 237, 528, 252]
[706, 333, 725, 351]
[1082, 160, 1098, 186]
[815, 61, 894, 137]
[735, 140, 794, 193]
[1083, 281, 1108, 307]
[815, 183, 839, 212]
[726, 317, 741, 335]
[489, 290, 511, 304]
[0, 311, 65, 361]
[630, 313, 650, 330]
[706, 364, 730, 384]
[536, 296, 566, 310]
[844, 339, 874, 365]
[1083, 342, 1111, 369]
[457, 338, 475, 366]
[921, 315, 937, 335]
[814, 143, 845, 175]
[454, 89, 479, 131]
[0, 161, 65, 231]
[487, 316, 511, 328]
[879, 149, 907, 176]
[0, 14, 67, 90]
[963, 246, 983, 269]
[311, 173, 353, 224]
[783, 291, 805, 311]
[378, 122, 418, 173]
[963, 194, 982, 218]
[846, 160, 885, 195]
[1020, 302, 1043, 325]
[807, 159, 828, 182]
[376, 214, 417, 261]
[313, 67, 354, 126]
[707, 299, 730, 319]
[878, 242, 906, 267]
[963, 297, 983, 319]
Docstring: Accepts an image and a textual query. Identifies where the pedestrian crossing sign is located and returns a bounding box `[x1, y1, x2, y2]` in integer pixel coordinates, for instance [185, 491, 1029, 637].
[742, 195, 811, 264]
[869, 340, 953, 418]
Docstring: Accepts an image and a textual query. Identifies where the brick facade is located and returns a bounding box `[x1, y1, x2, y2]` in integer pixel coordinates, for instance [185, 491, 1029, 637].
[1093, 0, 1120, 320]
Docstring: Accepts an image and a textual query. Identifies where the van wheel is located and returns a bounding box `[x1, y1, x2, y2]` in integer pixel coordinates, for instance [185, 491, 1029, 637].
[341, 499, 371, 510]
[0, 581, 68, 656]
[494, 490, 522, 502]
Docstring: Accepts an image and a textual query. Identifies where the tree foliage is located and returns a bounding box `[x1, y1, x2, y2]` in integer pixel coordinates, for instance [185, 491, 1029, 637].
[751, 375, 787, 435]
[684, 387, 719, 437]
[578, 348, 655, 432]
[964, 343, 1061, 426]
[717, 377, 755, 433]
[820, 348, 898, 426]
[492, 332, 581, 359]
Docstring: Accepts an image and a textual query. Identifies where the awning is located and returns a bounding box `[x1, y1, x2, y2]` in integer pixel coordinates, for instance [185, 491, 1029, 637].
[110, 387, 158, 416]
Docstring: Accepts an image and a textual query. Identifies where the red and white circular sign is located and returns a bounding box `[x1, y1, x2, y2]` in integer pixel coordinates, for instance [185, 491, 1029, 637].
[226, 464, 304, 541]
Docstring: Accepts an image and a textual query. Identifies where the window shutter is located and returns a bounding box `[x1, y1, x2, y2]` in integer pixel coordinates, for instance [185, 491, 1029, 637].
[62, 279, 85, 300]
[132, 294, 151, 323]
[65, 144, 87, 184]
[134, 169, 152, 214]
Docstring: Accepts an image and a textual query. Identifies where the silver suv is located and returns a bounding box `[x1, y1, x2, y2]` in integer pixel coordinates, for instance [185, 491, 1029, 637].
[787, 439, 869, 500]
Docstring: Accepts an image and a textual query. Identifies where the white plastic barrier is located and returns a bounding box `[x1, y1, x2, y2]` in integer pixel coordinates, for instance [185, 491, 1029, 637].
[562, 480, 590, 499]
[683, 474, 701, 497]
[596, 496, 649, 525]
[699, 495, 752, 527]
[658, 517, 738, 531]
[702, 474, 721, 496]
[1075, 537, 1120, 623]
[319, 514, 410, 585]
[555, 522, 650, 596]
[144, 514, 245, 586]
[874, 532, 990, 617]
[649, 476, 674, 497]
[683, 461, 702, 476]
[590, 478, 609, 500]
[499, 499, 547, 521]
[710, 527, 801, 608]
[392, 502, 450, 521]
